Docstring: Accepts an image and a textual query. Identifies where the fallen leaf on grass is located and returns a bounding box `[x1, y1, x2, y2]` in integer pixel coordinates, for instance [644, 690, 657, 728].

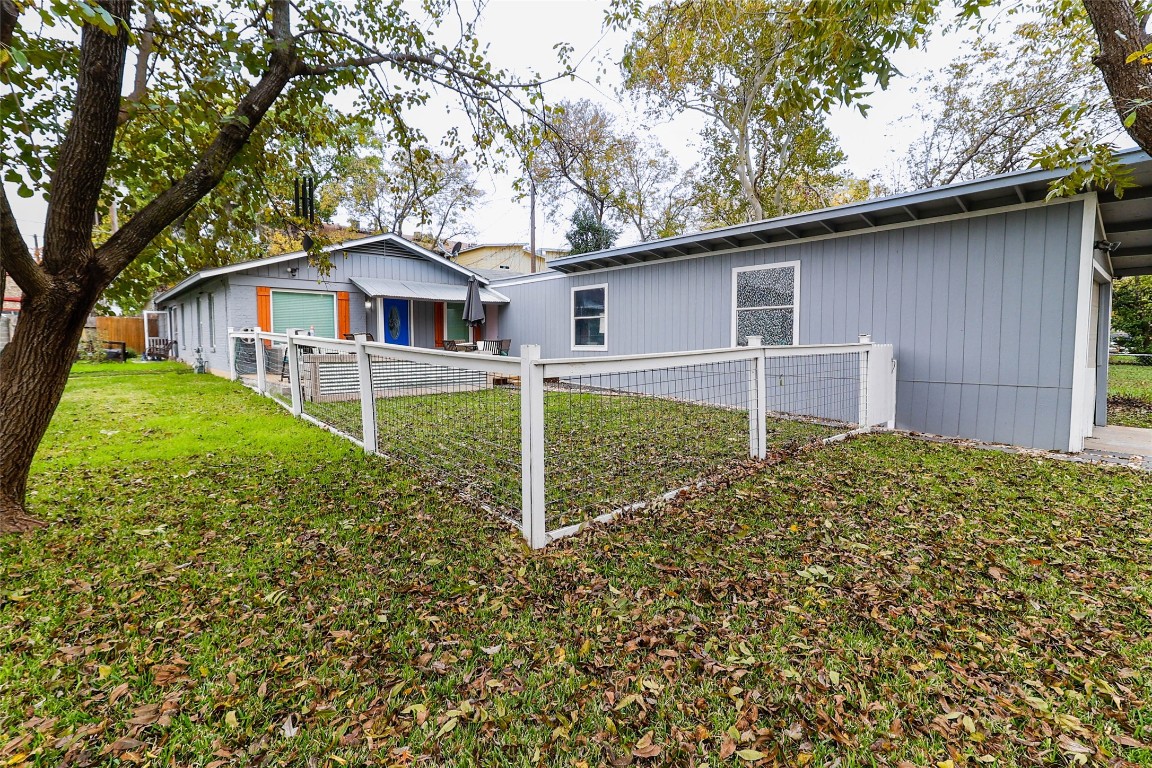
[104, 737, 145, 754]
[632, 732, 660, 758]
[736, 748, 766, 761]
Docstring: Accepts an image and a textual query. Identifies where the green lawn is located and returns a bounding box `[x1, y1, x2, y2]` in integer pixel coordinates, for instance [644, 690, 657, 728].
[1109, 362, 1152, 429]
[307, 387, 837, 531]
[2, 367, 1151, 766]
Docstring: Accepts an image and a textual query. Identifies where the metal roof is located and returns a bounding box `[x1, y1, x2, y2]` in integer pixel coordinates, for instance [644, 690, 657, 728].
[155, 232, 492, 304]
[350, 277, 510, 304]
[543, 148, 1152, 278]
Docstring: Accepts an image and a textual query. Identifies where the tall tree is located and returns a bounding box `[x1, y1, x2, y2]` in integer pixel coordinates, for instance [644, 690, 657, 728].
[1112, 276, 1152, 365]
[344, 142, 484, 244]
[0, 0, 557, 531]
[621, 0, 936, 222]
[693, 113, 862, 227]
[531, 98, 624, 226]
[904, 18, 1121, 190]
[566, 203, 619, 254]
[613, 135, 698, 240]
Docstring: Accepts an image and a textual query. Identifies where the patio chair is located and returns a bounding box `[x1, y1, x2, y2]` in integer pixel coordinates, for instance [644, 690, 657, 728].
[342, 333, 375, 341]
[146, 339, 174, 361]
[491, 339, 511, 356]
[443, 339, 459, 352]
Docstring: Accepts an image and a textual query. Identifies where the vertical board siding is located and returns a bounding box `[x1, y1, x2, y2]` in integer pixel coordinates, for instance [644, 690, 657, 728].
[496, 200, 1085, 450]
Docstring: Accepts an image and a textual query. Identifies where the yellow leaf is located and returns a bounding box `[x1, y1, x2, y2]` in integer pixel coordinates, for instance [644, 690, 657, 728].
[437, 717, 458, 737]
[937, 761, 955, 768]
[737, 749, 766, 761]
[98, 665, 113, 679]
[225, 710, 239, 728]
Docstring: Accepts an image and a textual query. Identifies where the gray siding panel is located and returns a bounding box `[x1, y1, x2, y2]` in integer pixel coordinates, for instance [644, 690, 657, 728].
[496, 199, 1085, 450]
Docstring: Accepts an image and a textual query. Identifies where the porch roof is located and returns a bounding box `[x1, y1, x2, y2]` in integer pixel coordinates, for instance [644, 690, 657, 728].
[350, 277, 510, 304]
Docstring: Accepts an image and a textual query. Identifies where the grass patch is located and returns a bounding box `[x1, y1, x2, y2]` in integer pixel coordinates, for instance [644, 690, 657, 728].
[306, 387, 837, 530]
[1108, 363, 1152, 429]
[2, 369, 1150, 766]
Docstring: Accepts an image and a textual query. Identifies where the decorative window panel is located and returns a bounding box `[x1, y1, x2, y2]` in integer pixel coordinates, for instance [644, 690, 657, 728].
[572, 285, 607, 350]
[733, 263, 798, 346]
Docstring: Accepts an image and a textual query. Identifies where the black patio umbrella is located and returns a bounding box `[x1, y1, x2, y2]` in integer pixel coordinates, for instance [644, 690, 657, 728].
[462, 276, 486, 328]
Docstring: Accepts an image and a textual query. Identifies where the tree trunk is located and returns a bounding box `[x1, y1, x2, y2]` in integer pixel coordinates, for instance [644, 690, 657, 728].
[0, 272, 101, 532]
[1083, 0, 1152, 154]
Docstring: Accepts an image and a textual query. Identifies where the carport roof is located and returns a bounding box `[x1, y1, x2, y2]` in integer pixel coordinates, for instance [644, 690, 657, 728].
[542, 148, 1152, 278]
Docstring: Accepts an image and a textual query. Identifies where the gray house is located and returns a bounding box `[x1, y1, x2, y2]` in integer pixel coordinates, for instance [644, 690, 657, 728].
[155, 233, 510, 377]
[490, 149, 1151, 454]
[158, 149, 1151, 455]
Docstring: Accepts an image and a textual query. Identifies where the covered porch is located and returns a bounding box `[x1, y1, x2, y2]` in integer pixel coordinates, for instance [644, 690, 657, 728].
[351, 277, 510, 350]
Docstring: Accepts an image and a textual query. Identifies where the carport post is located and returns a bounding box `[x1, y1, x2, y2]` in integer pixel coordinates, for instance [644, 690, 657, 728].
[355, 334, 377, 454]
[226, 327, 236, 380]
[286, 329, 303, 417]
[253, 327, 267, 395]
[520, 344, 546, 549]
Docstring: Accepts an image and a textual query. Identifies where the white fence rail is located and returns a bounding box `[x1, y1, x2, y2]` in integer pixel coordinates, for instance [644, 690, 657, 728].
[227, 327, 896, 548]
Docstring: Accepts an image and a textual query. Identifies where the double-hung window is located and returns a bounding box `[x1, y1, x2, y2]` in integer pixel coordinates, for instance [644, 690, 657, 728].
[732, 262, 799, 346]
[571, 284, 607, 351]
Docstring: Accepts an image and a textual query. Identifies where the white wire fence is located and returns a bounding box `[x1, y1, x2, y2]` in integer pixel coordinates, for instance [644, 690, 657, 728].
[226, 328, 896, 548]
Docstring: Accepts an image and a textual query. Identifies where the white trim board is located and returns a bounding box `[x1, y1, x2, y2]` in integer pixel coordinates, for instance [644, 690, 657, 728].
[156, 232, 494, 304]
[1068, 194, 1099, 453]
[491, 195, 1089, 288]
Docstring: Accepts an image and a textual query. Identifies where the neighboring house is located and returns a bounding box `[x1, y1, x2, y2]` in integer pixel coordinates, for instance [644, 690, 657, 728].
[2, 275, 21, 315]
[159, 149, 1152, 455]
[491, 148, 1152, 453]
[154, 233, 509, 376]
[454, 243, 567, 274]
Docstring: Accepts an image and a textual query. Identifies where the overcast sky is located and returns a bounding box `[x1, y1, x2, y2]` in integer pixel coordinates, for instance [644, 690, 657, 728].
[5, 0, 1132, 254]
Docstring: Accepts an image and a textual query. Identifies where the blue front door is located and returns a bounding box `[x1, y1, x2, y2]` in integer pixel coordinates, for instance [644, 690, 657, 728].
[381, 298, 410, 345]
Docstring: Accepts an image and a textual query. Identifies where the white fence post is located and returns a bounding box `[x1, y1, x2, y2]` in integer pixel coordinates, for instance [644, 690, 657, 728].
[356, 334, 377, 454]
[253, 327, 267, 395]
[745, 336, 766, 459]
[520, 344, 546, 549]
[865, 343, 896, 428]
[286, 329, 303, 417]
[857, 334, 872, 427]
[226, 327, 236, 380]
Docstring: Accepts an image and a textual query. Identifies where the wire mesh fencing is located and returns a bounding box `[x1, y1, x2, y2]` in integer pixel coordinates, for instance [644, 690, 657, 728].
[539, 358, 758, 533]
[232, 334, 260, 390]
[762, 350, 864, 432]
[224, 329, 895, 548]
[367, 348, 522, 523]
[293, 338, 366, 442]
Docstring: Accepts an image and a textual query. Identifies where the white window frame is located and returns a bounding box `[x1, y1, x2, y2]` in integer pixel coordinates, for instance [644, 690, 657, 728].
[207, 293, 216, 351]
[269, 288, 339, 338]
[571, 283, 608, 352]
[195, 296, 203, 348]
[730, 261, 800, 346]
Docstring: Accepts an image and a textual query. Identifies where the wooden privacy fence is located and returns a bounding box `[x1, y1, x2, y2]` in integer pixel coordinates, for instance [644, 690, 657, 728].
[95, 316, 145, 353]
[226, 328, 898, 549]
